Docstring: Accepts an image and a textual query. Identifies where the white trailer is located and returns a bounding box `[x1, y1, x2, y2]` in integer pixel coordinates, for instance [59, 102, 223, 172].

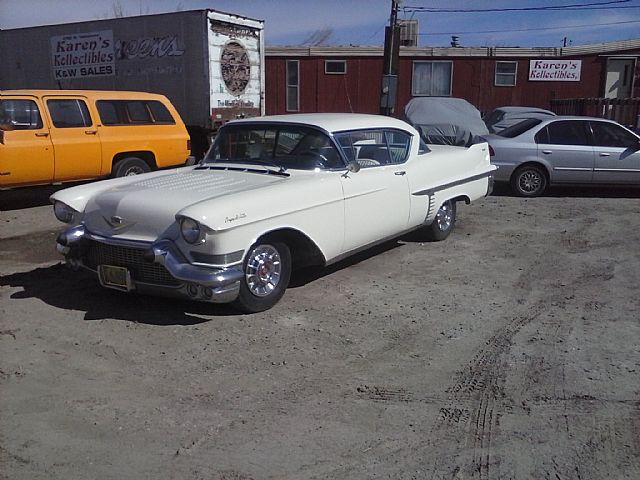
[0, 9, 265, 157]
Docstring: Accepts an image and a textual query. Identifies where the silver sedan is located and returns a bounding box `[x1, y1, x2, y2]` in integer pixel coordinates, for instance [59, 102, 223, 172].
[486, 116, 640, 196]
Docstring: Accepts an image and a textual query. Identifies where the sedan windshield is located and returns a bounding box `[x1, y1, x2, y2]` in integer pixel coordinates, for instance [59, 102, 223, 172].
[204, 124, 345, 170]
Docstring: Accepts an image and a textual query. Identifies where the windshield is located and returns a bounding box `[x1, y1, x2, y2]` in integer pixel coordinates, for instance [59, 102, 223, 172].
[204, 124, 346, 171]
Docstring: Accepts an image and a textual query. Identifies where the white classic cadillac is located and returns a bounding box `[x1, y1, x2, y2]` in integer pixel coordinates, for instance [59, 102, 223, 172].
[51, 114, 495, 312]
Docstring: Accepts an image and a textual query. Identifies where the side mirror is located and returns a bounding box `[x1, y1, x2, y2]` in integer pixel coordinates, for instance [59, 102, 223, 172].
[346, 160, 361, 173]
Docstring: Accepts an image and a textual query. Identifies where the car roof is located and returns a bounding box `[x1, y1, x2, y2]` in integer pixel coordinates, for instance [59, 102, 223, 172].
[0, 89, 169, 100]
[227, 113, 416, 134]
[494, 106, 555, 114]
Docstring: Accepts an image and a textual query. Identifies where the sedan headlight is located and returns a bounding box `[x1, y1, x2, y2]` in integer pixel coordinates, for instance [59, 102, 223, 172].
[53, 201, 77, 224]
[180, 217, 202, 244]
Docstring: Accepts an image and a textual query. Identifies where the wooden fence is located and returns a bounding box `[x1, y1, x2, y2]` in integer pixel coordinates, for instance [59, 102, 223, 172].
[551, 98, 640, 130]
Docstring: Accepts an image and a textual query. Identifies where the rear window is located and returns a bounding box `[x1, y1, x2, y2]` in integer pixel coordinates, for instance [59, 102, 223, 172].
[96, 100, 175, 125]
[497, 118, 542, 138]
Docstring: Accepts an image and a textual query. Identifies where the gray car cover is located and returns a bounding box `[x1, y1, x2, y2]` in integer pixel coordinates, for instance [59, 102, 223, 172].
[403, 97, 489, 147]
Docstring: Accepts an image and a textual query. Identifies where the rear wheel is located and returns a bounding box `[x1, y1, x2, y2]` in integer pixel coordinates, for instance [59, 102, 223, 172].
[112, 157, 151, 178]
[511, 164, 547, 197]
[424, 199, 456, 241]
[233, 241, 292, 313]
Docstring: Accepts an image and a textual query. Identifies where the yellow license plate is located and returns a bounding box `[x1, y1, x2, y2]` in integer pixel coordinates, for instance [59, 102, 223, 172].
[98, 265, 132, 290]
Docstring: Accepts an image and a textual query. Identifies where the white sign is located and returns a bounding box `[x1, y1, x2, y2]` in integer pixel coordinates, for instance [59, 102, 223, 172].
[529, 59, 581, 81]
[50, 30, 115, 80]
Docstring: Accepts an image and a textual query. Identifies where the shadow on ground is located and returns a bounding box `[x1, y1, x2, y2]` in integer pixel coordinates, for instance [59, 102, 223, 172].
[0, 264, 239, 325]
[491, 183, 640, 199]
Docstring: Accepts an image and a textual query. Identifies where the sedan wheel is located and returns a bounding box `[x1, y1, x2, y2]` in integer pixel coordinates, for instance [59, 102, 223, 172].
[424, 199, 457, 241]
[233, 241, 292, 313]
[512, 165, 547, 197]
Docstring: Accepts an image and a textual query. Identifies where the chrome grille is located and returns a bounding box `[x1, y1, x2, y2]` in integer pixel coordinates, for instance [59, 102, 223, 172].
[83, 239, 180, 287]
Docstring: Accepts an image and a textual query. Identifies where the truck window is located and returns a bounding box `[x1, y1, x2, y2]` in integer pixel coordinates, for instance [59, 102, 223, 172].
[147, 101, 175, 123]
[96, 100, 176, 125]
[47, 99, 92, 128]
[126, 101, 152, 123]
[0, 99, 43, 129]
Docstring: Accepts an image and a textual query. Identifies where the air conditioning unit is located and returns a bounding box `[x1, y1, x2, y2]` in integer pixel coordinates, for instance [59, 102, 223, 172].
[399, 20, 419, 47]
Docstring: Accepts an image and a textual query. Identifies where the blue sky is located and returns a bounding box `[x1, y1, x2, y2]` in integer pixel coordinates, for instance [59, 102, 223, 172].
[1, 0, 639, 47]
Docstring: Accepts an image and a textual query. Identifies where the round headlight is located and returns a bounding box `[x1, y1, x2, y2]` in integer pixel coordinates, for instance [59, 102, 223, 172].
[53, 201, 76, 224]
[180, 217, 201, 244]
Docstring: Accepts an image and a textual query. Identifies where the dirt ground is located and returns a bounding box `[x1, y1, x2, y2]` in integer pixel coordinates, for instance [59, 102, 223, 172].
[1, 184, 639, 480]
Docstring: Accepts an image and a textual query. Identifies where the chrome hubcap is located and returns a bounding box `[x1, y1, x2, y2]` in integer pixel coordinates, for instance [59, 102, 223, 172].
[124, 166, 144, 176]
[245, 245, 281, 297]
[519, 170, 542, 193]
[435, 201, 453, 231]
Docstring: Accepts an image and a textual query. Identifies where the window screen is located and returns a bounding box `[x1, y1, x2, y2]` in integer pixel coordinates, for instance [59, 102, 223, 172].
[412, 61, 452, 96]
[495, 61, 517, 86]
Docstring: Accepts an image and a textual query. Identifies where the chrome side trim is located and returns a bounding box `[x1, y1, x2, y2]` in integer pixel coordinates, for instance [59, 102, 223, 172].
[553, 167, 593, 172]
[594, 168, 640, 173]
[412, 170, 493, 196]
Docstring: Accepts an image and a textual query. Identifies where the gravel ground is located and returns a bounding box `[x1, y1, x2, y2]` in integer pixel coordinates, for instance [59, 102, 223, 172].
[1, 184, 639, 479]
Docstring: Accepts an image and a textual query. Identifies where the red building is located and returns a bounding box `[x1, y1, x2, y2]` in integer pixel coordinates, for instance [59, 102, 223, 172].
[265, 39, 640, 125]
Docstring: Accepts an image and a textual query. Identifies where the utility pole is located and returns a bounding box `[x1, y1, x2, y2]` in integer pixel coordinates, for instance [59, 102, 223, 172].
[380, 0, 400, 116]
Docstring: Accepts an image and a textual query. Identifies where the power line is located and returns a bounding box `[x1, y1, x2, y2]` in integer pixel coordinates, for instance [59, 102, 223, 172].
[403, 0, 637, 14]
[417, 19, 640, 36]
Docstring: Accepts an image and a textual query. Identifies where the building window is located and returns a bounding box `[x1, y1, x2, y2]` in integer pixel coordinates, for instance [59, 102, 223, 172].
[286, 60, 299, 112]
[412, 61, 452, 96]
[495, 61, 517, 86]
[325, 60, 346, 74]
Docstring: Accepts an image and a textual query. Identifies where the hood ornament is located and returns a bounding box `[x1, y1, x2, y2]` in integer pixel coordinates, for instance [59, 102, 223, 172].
[103, 215, 133, 232]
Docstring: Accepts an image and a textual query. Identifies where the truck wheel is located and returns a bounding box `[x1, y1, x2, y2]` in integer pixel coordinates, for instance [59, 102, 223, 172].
[233, 242, 292, 313]
[424, 199, 456, 242]
[112, 157, 151, 177]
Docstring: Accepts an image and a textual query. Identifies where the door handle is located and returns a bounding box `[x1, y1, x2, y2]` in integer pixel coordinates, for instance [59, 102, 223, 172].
[85, 130, 98, 135]
[35, 132, 49, 137]
[394, 171, 406, 176]
[599, 152, 611, 157]
[541, 150, 552, 154]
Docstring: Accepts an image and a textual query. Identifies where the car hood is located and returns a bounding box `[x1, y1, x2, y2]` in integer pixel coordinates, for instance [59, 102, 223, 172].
[79, 168, 287, 241]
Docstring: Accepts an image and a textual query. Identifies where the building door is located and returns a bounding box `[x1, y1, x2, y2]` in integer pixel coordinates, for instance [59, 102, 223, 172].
[604, 58, 635, 98]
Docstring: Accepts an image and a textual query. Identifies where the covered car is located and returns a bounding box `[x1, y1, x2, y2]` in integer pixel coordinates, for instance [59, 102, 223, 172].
[484, 106, 556, 133]
[403, 97, 489, 147]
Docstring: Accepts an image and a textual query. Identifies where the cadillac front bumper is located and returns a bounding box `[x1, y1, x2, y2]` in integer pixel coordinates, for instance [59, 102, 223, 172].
[56, 225, 243, 303]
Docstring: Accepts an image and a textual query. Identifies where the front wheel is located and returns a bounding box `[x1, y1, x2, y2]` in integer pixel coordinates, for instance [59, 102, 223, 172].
[424, 199, 456, 241]
[233, 241, 292, 313]
[511, 164, 547, 197]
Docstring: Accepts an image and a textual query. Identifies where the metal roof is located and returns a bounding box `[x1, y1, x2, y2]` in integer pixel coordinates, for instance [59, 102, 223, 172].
[266, 38, 640, 58]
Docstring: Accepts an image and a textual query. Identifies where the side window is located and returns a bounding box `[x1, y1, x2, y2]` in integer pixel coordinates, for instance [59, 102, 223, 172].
[0, 99, 43, 129]
[126, 101, 151, 123]
[591, 122, 638, 148]
[541, 121, 589, 146]
[96, 100, 175, 125]
[385, 130, 411, 164]
[335, 130, 391, 168]
[286, 60, 299, 112]
[47, 99, 92, 128]
[148, 101, 175, 123]
[96, 101, 120, 125]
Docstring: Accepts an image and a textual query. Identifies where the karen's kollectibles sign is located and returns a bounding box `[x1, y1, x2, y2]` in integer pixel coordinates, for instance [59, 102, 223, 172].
[529, 60, 581, 81]
[50, 30, 115, 80]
